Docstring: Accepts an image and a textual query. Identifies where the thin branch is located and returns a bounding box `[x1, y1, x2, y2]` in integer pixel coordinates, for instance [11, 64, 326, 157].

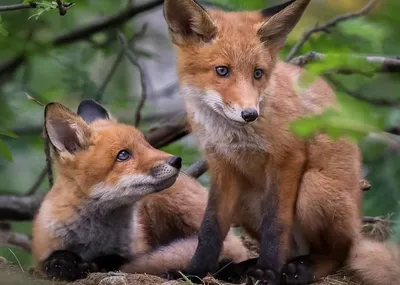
[144, 113, 190, 149]
[0, 55, 25, 84]
[0, 0, 162, 79]
[289, 51, 400, 75]
[325, 74, 400, 107]
[44, 134, 54, 188]
[286, 0, 377, 61]
[0, 223, 31, 252]
[26, 167, 47, 195]
[117, 31, 148, 127]
[52, 0, 163, 46]
[95, 25, 148, 102]
[95, 53, 125, 102]
[183, 160, 208, 178]
[0, 2, 37, 12]
[55, 0, 73, 16]
[360, 179, 371, 191]
[0, 194, 44, 221]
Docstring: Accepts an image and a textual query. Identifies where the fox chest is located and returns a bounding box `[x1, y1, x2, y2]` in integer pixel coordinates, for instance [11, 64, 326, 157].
[55, 206, 133, 261]
[195, 124, 268, 168]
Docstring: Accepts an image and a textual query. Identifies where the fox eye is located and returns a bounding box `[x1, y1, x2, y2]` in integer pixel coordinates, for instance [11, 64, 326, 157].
[116, 150, 132, 162]
[254, 69, 264, 80]
[215, 66, 230, 77]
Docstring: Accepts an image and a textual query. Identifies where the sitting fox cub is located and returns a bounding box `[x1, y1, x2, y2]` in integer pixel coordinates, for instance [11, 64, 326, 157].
[32, 100, 248, 281]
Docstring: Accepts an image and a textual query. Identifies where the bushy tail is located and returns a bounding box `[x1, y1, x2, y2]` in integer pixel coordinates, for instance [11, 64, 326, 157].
[346, 237, 400, 285]
[121, 231, 248, 276]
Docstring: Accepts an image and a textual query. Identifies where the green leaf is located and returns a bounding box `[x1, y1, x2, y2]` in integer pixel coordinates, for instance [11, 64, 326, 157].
[0, 131, 18, 139]
[0, 15, 8, 37]
[289, 92, 386, 142]
[0, 139, 13, 161]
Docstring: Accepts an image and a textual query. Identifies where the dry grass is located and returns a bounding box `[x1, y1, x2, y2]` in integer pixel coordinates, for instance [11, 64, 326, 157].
[0, 216, 395, 285]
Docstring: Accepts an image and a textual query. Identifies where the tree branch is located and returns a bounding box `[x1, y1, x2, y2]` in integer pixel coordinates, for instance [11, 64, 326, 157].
[183, 160, 208, 178]
[0, 0, 162, 79]
[289, 51, 400, 75]
[52, 0, 162, 46]
[0, 2, 37, 12]
[285, 0, 377, 61]
[95, 25, 148, 102]
[144, 114, 190, 149]
[0, 194, 44, 221]
[117, 30, 149, 127]
[26, 167, 47, 195]
[324, 74, 400, 107]
[0, 223, 31, 252]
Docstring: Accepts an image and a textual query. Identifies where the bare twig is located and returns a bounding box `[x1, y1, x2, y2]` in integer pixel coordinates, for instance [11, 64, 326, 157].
[95, 53, 125, 102]
[0, 2, 37, 12]
[26, 167, 47, 195]
[0, 0, 162, 79]
[360, 179, 371, 191]
[0, 223, 31, 252]
[55, 0, 71, 16]
[144, 114, 190, 149]
[325, 74, 400, 107]
[0, 55, 25, 84]
[52, 0, 162, 46]
[118, 31, 149, 127]
[44, 134, 54, 188]
[25, 92, 44, 107]
[362, 216, 392, 224]
[289, 51, 400, 75]
[95, 25, 148, 102]
[286, 0, 377, 61]
[183, 160, 208, 178]
[0, 194, 44, 221]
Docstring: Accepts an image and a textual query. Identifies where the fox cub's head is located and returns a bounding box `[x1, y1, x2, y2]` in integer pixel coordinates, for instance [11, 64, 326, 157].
[164, 0, 310, 125]
[44, 100, 182, 204]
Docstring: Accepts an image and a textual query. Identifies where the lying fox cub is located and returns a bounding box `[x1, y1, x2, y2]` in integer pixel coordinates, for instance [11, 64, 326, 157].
[32, 99, 248, 281]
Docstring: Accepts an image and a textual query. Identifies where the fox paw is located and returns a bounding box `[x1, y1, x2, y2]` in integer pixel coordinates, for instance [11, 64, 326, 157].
[280, 255, 314, 285]
[43, 250, 97, 281]
[213, 258, 258, 283]
[245, 267, 279, 285]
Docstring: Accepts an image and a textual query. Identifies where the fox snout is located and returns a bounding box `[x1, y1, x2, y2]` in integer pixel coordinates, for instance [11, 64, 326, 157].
[150, 156, 182, 191]
[241, 108, 259, 122]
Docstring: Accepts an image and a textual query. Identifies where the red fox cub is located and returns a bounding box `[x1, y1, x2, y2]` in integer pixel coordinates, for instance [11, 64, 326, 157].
[163, 0, 400, 284]
[32, 100, 248, 281]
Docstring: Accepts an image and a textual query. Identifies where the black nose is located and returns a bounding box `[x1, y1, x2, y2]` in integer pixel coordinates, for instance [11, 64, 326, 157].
[167, 156, 182, 169]
[241, 108, 259, 122]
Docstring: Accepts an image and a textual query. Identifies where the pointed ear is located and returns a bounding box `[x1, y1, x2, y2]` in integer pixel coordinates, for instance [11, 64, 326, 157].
[163, 0, 217, 45]
[258, 0, 311, 51]
[44, 102, 91, 154]
[77, 99, 110, 124]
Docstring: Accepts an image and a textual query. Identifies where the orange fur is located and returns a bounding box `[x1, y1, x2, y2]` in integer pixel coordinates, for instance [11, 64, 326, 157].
[32, 101, 248, 280]
[164, 0, 400, 283]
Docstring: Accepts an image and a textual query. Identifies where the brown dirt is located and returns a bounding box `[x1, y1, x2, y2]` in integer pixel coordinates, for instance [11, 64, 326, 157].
[0, 216, 393, 285]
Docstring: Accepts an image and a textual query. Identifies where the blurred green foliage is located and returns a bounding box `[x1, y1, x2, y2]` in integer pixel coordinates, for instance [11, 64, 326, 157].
[0, 0, 399, 269]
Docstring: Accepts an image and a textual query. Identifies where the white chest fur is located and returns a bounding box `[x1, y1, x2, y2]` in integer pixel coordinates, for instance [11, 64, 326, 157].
[181, 86, 267, 159]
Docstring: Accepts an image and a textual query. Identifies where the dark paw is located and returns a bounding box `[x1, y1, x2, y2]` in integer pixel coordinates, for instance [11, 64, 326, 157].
[281, 255, 314, 285]
[91, 254, 129, 272]
[213, 258, 258, 283]
[245, 267, 279, 285]
[43, 250, 97, 281]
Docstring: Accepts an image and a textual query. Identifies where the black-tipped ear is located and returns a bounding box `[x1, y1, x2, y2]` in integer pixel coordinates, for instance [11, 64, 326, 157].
[77, 99, 110, 124]
[45, 102, 91, 154]
[258, 0, 311, 51]
[261, 0, 296, 17]
[164, 0, 217, 45]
